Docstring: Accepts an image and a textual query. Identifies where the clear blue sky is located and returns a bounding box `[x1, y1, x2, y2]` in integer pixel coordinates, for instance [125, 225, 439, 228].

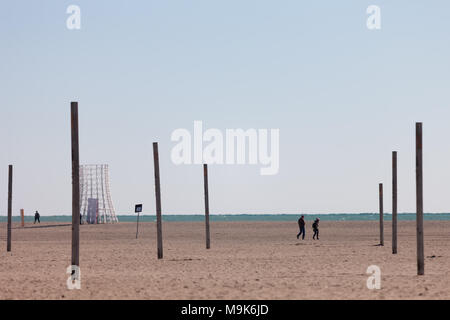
[1, 1, 450, 215]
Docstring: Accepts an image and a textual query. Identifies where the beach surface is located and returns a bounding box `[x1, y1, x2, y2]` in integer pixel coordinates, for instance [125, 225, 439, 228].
[0, 220, 449, 300]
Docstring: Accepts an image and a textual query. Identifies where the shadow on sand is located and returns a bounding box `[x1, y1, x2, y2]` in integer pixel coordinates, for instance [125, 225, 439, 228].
[13, 224, 72, 230]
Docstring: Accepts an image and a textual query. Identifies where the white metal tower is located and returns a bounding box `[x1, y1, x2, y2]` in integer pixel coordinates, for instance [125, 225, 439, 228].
[80, 164, 118, 224]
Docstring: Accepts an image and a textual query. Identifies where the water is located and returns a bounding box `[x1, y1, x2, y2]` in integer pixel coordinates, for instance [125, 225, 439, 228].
[1, 213, 450, 223]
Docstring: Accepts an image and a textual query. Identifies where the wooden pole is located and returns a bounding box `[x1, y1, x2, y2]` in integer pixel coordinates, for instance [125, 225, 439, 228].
[203, 164, 211, 249]
[416, 122, 424, 275]
[71, 102, 80, 267]
[392, 151, 398, 254]
[136, 211, 140, 239]
[7, 165, 12, 252]
[153, 142, 163, 259]
[20, 209, 25, 228]
[379, 183, 384, 246]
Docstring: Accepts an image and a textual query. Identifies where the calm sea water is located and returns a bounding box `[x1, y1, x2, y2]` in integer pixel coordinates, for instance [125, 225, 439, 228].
[2, 213, 450, 223]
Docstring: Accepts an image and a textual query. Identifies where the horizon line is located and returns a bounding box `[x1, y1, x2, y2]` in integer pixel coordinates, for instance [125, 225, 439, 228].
[2, 212, 450, 217]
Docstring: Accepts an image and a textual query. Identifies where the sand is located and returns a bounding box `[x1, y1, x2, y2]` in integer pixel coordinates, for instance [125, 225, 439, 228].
[0, 220, 449, 300]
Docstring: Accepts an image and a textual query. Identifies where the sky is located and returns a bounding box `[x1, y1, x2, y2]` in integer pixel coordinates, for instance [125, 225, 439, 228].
[1, 1, 450, 216]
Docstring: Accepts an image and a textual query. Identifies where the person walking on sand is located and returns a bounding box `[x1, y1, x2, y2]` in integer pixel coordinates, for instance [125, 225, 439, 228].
[312, 218, 320, 240]
[34, 211, 40, 224]
[297, 215, 306, 240]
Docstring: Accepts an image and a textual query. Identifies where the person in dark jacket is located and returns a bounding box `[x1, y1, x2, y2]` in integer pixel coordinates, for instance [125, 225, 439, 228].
[34, 211, 40, 224]
[312, 218, 320, 240]
[297, 215, 306, 240]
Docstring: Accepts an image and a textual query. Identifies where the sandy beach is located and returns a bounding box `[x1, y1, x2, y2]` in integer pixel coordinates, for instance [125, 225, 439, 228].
[0, 220, 449, 300]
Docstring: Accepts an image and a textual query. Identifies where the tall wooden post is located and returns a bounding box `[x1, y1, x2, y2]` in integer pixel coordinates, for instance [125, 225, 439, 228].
[203, 164, 211, 249]
[136, 211, 140, 239]
[379, 183, 384, 246]
[20, 209, 25, 227]
[416, 122, 424, 275]
[7, 165, 12, 252]
[71, 102, 80, 268]
[392, 151, 398, 254]
[153, 142, 163, 259]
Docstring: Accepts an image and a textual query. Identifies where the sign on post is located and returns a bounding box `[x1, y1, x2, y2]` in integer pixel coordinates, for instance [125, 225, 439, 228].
[135, 204, 143, 239]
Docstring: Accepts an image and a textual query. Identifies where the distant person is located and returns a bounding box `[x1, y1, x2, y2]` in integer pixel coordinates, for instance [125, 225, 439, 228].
[297, 215, 306, 240]
[312, 218, 320, 240]
[34, 211, 40, 224]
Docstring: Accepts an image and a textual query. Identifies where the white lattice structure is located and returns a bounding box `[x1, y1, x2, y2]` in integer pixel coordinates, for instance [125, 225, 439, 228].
[80, 164, 118, 224]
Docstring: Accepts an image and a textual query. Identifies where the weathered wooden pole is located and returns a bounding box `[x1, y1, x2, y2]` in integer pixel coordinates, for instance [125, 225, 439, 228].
[416, 122, 424, 275]
[392, 151, 398, 254]
[71, 102, 80, 268]
[153, 142, 163, 259]
[203, 164, 211, 249]
[20, 209, 25, 227]
[7, 165, 12, 252]
[379, 183, 384, 246]
[136, 211, 140, 239]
